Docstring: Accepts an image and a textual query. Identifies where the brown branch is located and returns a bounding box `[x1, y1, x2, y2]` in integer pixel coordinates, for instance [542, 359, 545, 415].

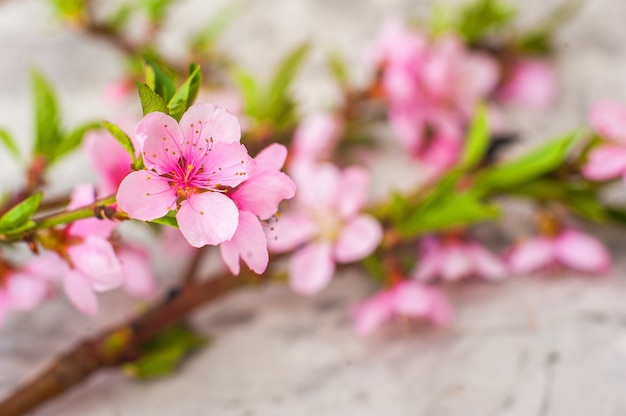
[0, 269, 262, 416]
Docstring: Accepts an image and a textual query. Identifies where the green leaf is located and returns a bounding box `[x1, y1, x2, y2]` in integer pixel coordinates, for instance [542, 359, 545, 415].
[231, 68, 261, 116]
[140, 0, 173, 23]
[266, 43, 310, 117]
[167, 64, 202, 121]
[458, 0, 516, 44]
[0, 192, 43, 233]
[461, 104, 489, 169]
[191, 5, 239, 52]
[55, 122, 101, 161]
[123, 324, 208, 380]
[0, 128, 22, 161]
[102, 121, 137, 165]
[144, 60, 176, 103]
[51, 0, 85, 19]
[398, 192, 499, 237]
[106, 4, 132, 30]
[31, 70, 62, 161]
[326, 50, 348, 87]
[475, 131, 579, 193]
[136, 82, 169, 115]
[149, 211, 178, 228]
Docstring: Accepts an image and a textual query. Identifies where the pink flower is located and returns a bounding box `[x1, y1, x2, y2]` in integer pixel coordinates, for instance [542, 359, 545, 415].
[291, 113, 343, 164]
[508, 229, 612, 275]
[498, 59, 556, 108]
[0, 260, 52, 324]
[83, 121, 137, 196]
[413, 236, 508, 282]
[117, 245, 158, 299]
[583, 101, 626, 181]
[268, 163, 383, 294]
[352, 281, 451, 335]
[117, 103, 256, 247]
[220, 144, 296, 275]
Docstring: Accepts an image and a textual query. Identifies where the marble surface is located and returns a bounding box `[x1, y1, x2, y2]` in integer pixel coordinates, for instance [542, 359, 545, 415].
[2, 0, 626, 415]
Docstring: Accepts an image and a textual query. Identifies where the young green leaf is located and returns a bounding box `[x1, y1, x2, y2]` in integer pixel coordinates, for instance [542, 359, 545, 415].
[149, 211, 178, 228]
[326, 50, 348, 87]
[191, 5, 239, 52]
[54, 121, 101, 161]
[31, 70, 62, 161]
[474, 131, 579, 193]
[0, 128, 22, 161]
[266, 43, 310, 117]
[102, 121, 137, 165]
[231, 68, 261, 116]
[136, 82, 169, 115]
[167, 64, 202, 121]
[0, 192, 43, 233]
[144, 60, 176, 103]
[461, 104, 489, 169]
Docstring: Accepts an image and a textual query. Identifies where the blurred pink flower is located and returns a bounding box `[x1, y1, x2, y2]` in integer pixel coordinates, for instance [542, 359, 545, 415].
[498, 59, 556, 108]
[352, 281, 451, 335]
[268, 163, 382, 294]
[117, 103, 255, 247]
[413, 236, 508, 282]
[220, 143, 296, 275]
[583, 101, 626, 180]
[508, 229, 612, 275]
[104, 78, 134, 104]
[291, 113, 343, 164]
[0, 259, 53, 324]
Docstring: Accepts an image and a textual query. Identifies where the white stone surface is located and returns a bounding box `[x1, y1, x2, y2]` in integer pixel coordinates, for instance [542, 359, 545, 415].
[1, 0, 626, 415]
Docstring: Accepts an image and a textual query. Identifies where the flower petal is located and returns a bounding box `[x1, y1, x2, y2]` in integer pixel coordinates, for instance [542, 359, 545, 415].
[590, 101, 626, 143]
[508, 237, 555, 274]
[179, 103, 241, 155]
[137, 112, 185, 174]
[5, 274, 49, 310]
[554, 229, 612, 274]
[254, 143, 288, 173]
[118, 246, 158, 298]
[351, 291, 394, 336]
[220, 210, 268, 275]
[231, 171, 296, 219]
[413, 238, 443, 282]
[582, 144, 626, 181]
[289, 242, 335, 294]
[336, 167, 369, 218]
[67, 236, 124, 292]
[266, 213, 318, 253]
[440, 242, 473, 281]
[202, 142, 255, 188]
[117, 170, 177, 221]
[334, 215, 383, 263]
[177, 192, 239, 247]
[63, 270, 98, 315]
[467, 243, 508, 281]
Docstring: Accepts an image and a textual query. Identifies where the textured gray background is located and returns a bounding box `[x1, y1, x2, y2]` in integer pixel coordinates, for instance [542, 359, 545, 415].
[2, 0, 626, 415]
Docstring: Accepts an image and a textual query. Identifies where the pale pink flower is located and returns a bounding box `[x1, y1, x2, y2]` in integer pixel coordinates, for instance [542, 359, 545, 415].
[508, 229, 611, 275]
[0, 260, 52, 324]
[220, 144, 296, 275]
[583, 101, 626, 181]
[413, 236, 508, 282]
[117, 103, 256, 247]
[117, 245, 158, 299]
[83, 121, 137, 196]
[291, 113, 343, 164]
[268, 163, 383, 294]
[352, 281, 451, 335]
[498, 59, 556, 108]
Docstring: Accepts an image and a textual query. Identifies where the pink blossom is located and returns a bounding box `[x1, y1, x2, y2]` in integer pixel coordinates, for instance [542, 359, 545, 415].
[583, 101, 626, 181]
[104, 78, 134, 104]
[291, 113, 343, 164]
[508, 229, 612, 275]
[0, 259, 52, 324]
[117, 103, 256, 248]
[498, 59, 556, 108]
[117, 245, 158, 299]
[413, 236, 508, 282]
[352, 281, 451, 335]
[268, 163, 383, 294]
[220, 144, 296, 275]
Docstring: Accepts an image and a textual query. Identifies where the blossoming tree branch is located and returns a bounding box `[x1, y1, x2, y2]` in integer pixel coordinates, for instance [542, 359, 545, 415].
[0, 0, 622, 414]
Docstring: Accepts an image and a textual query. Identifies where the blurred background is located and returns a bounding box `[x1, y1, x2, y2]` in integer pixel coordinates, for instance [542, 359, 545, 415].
[2, 0, 626, 415]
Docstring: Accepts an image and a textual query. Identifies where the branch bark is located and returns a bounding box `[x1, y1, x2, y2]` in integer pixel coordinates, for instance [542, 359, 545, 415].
[0, 269, 261, 416]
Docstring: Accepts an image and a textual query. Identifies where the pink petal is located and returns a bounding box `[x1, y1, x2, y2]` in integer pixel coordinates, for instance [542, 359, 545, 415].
[508, 237, 555, 274]
[334, 215, 383, 263]
[413, 238, 443, 282]
[117, 170, 177, 221]
[590, 101, 626, 143]
[266, 213, 318, 253]
[118, 247, 157, 298]
[202, 142, 255, 188]
[4, 274, 49, 310]
[67, 185, 117, 238]
[177, 192, 239, 247]
[230, 170, 296, 219]
[392, 282, 431, 316]
[137, 112, 185, 174]
[219, 210, 268, 275]
[289, 242, 335, 294]
[336, 167, 369, 218]
[179, 104, 241, 156]
[498, 59, 556, 108]
[554, 229, 612, 274]
[63, 270, 98, 315]
[440, 242, 473, 281]
[456, 52, 499, 110]
[582, 144, 626, 181]
[290, 163, 339, 210]
[424, 287, 453, 327]
[84, 130, 133, 194]
[467, 243, 508, 281]
[351, 291, 394, 336]
[254, 143, 288, 173]
[67, 236, 124, 292]
[292, 113, 341, 161]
